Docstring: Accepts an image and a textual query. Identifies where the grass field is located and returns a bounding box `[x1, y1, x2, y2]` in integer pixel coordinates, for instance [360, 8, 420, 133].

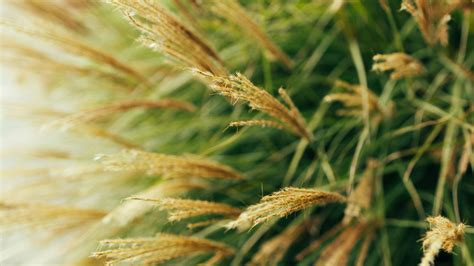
[1, 1, 473, 265]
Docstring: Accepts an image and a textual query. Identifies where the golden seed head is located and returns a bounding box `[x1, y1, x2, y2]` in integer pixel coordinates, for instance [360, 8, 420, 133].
[107, 0, 227, 76]
[372, 53, 425, 79]
[129, 197, 241, 223]
[194, 70, 313, 141]
[226, 187, 345, 230]
[92, 233, 235, 265]
[419, 216, 466, 266]
[96, 149, 243, 180]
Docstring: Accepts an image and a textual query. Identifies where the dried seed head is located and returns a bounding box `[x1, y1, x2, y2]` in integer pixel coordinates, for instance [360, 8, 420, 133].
[96, 149, 242, 180]
[102, 180, 205, 227]
[44, 99, 195, 130]
[419, 216, 465, 266]
[194, 70, 313, 141]
[128, 197, 241, 223]
[92, 233, 235, 265]
[107, 0, 227, 76]
[226, 187, 345, 230]
[372, 53, 425, 79]
[205, 0, 292, 69]
[324, 80, 392, 124]
[249, 220, 309, 265]
[401, 0, 464, 46]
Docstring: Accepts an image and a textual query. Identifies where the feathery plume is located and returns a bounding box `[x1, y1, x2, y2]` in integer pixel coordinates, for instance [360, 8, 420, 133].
[44, 99, 195, 130]
[102, 181, 206, 227]
[226, 187, 345, 230]
[129, 197, 241, 225]
[324, 80, 392, 123]
[249, 220, 309, 265]
[401, 0, 465, 46]
[107, 0, 227, 76]
[96, 149, 242, 180]
[0, 202, 105, 232]
[372, 53, 425, 79]
[204, 0, 292, 69]
[419, 216, 465, 266]
[92, 233, 235, 265]
[195, 70, 313, 141]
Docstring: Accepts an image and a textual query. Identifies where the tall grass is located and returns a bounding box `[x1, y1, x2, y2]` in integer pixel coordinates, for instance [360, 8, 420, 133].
[0, 0, 473, 265]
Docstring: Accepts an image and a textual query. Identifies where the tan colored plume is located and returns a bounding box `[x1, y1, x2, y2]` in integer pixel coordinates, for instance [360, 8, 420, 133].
[372, 53, 425, 79]
[419, 216, 465, 266]
[128, 197, 241, 224]
[194, 70, 313, 141]
[96, 149, 242, 180]
[226, 187, 345, 230]
[92, 233, 235, 265]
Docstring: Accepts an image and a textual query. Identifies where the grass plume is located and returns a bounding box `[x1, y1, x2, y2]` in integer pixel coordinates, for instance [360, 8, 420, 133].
[226, 187, 345, 230]
[420, 216, 466, 266]
[195, 70, 313, 141]
[92, 233, 235, 265]
[128, 197, 241, 223]
[96, 149, 242, 180]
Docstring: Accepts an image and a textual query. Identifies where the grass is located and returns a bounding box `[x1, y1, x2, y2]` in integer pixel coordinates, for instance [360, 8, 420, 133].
[0, 0, 473, 265]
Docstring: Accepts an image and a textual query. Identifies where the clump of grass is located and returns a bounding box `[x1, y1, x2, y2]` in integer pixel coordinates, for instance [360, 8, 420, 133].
[1, 0, 473, 265]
